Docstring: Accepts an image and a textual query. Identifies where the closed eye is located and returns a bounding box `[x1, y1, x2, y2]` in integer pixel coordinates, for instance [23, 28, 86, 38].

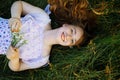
[71, 29, 73, 34]
[71, 28, 76, 44]
[71, 39, 74, 44]
[74, 28, 76, 43]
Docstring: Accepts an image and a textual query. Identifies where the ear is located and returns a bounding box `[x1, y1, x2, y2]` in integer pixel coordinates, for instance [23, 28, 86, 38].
[63, 24, 69, 27]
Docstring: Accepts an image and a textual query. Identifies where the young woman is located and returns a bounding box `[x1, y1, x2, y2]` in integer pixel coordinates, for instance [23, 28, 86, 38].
[46, 0, 97, 35]
[0, 1, 86, 71]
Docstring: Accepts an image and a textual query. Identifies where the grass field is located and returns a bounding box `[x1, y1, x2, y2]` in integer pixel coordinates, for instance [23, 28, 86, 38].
[0, 0, 120, 80]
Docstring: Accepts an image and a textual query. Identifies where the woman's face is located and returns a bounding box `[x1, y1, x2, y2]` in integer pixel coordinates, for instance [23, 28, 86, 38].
[57, 24, 84, 46]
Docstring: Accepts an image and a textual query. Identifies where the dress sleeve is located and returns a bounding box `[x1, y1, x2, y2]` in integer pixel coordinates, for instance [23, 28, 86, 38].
[22, 56, 49, 68]
[44, 4, 51, 15]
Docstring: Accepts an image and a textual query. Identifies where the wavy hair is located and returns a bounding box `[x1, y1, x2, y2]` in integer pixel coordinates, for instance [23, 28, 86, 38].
[48, 0, 97, 29]
[48, 0, 97, 45]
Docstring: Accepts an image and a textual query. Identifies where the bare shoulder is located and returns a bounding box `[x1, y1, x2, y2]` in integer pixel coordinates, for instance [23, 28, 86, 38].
[42, 44, 52, 57]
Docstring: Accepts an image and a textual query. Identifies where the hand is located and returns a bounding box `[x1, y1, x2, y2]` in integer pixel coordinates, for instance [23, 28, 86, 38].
[9, 17, 22, 32]
[6, 46, 19, 60]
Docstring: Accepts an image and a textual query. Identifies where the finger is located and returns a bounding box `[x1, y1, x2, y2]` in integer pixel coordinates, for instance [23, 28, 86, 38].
[11, 22, 15, 31]
[15, 49, 19, 53]
[13, 48, 19, 53]
[15, 22, 19, 32]
[9, 19, 13, 28]
[18, 22, 22, 31]
[11, 22, 17, 32]
[16, 21, 21, 32]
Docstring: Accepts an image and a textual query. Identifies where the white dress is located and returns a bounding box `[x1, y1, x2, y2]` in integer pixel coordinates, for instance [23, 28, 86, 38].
[18, 12, 51, 68]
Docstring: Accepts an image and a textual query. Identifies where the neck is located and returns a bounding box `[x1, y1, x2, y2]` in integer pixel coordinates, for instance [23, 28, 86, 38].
[43, 28, 59, 46]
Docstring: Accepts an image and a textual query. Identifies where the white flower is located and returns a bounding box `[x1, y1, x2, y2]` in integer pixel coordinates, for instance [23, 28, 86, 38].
[11, 32, 27, 48]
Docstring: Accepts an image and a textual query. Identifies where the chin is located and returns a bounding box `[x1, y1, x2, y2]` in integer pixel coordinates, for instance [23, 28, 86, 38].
[60, 44, 67, 46]
[58, 42, 64, 46]
[59, 43, 68, 46]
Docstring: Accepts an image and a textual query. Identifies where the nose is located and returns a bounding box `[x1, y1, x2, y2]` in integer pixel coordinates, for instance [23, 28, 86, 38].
[66, 35, 72, 40]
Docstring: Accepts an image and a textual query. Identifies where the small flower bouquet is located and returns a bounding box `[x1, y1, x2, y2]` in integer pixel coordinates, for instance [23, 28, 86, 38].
[11, 32, 27, 48]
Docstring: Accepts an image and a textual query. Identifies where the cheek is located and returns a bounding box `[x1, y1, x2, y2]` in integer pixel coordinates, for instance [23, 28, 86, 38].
[61, 26, 70, 31]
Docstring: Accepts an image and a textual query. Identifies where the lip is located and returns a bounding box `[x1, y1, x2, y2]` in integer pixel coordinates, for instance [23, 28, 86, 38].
[61, 32, 65, 42]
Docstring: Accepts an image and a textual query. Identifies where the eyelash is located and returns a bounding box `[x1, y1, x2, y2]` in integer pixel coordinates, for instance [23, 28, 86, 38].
[71, 29, 73, 33]
[71, 29, 74, 43]
[71, 39, 74, 44]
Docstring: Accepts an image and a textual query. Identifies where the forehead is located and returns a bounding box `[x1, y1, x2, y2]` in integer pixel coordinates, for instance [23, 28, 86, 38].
[66, 25, 84, 46]
[75, 27, 84, 42]
[66, 25, 83, 40]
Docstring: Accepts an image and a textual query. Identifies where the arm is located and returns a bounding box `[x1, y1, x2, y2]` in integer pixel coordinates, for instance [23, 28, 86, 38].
[9, 1, 46, 32]
[6, 46, 21, 71]
[8, 57, 46, 71]
[11, 1, 45, 18]
[8, 60, 34, 71]
[6, 46, 47, 71]
[6, 46, 36, 71]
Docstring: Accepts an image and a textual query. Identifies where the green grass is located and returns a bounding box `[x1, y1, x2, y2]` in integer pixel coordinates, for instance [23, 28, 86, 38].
[0, 0, 120, 80]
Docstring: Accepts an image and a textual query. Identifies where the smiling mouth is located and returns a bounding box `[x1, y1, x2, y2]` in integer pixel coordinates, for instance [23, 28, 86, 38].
[61, 32, 65, 42]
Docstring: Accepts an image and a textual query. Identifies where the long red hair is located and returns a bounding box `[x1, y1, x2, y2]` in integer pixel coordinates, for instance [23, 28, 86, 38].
[48, 0, 96, 45]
